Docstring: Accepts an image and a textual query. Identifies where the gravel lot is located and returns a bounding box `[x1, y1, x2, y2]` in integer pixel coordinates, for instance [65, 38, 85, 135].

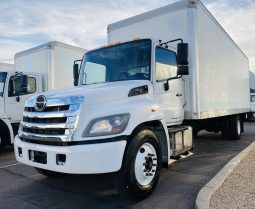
[210, 144, 255, 209]
[0, 123, 255, 209]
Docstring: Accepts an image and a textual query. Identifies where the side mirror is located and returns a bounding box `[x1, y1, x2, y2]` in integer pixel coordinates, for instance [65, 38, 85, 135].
[177, 43, 188, 65]
[177, 65, 189, 76]
[73, 63, 79, 86]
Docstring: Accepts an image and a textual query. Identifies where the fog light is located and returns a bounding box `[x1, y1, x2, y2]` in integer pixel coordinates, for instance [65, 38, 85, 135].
[56, 154, 66, 166]
[18, 147, 23, 157]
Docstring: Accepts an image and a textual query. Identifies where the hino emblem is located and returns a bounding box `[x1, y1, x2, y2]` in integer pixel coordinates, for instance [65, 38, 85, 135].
[34, 95, 47, 111]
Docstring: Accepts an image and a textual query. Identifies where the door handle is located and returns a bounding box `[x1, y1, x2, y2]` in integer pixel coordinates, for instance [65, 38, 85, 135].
[176, 93, 182, 97]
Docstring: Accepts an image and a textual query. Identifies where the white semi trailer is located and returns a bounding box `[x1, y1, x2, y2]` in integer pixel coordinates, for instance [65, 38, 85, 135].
[0, 42, 86, 149]
[14, 0, 249, 199]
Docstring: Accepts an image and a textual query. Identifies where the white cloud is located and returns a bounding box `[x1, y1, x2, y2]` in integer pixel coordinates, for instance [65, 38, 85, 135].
[206, 0, 255, 70]
[0, 0, 254, 72]
[0, 0, 175, 63]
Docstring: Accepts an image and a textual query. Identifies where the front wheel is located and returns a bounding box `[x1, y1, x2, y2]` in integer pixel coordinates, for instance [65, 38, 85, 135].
[0, 129, 7, 150]
[114, 128, 162, 200]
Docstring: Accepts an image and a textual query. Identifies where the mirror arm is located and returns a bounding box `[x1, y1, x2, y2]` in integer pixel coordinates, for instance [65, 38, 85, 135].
[164, 75, 182, 91]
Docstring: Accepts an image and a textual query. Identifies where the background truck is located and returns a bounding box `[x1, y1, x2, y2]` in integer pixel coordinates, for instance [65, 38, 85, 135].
[14, 0, 249, 199]
[0, 62, 14, 72]
[0, 41, 86, 149]
[248, 71, 255, 120]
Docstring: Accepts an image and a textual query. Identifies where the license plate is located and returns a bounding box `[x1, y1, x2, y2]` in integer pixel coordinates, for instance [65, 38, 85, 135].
[29, 150, 47, 164]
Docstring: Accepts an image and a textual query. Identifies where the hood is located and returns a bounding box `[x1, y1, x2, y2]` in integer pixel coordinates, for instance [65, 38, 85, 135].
[27, 80, 152, 106]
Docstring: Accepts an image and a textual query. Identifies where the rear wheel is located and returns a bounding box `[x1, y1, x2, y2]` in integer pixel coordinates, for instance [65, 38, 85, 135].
[221, 118, 230, 139]
[221, 115, 241, 140]
[35, 168, 65, 177]
[229, 115, 241, 140]
[114, 128, 162, 200]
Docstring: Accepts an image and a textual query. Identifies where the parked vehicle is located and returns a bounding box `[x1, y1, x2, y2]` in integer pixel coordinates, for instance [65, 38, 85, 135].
[248, 71, 255, 120]
[14, 0, 249, 199]
[0, 62, 14, 72]
[0, 42, 86, 149]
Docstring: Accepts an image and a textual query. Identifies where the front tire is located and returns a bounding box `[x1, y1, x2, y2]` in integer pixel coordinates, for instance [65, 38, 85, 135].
[114, 128, 162, 200]
[0, 129, 7, 150]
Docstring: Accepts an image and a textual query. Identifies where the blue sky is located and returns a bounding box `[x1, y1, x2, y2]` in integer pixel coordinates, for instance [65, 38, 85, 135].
[0, 0, 255, 70]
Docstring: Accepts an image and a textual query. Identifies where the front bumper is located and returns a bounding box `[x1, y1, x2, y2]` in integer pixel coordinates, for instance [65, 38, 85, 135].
[14, 135, 127, 174]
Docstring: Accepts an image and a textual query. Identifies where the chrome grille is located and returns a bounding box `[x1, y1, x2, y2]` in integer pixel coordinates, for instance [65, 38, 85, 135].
[19, 102, 82, 142]
[24, 105, 69, 112]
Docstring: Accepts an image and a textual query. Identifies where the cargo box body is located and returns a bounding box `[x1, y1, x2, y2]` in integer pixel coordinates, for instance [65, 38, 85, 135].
[107, 0, 250, 120]
[0, 62, 14, 71]
[15, 42, 86, 92]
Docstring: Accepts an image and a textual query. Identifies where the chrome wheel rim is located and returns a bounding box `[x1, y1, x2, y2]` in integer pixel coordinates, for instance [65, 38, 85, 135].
[134, 142, 157, 186]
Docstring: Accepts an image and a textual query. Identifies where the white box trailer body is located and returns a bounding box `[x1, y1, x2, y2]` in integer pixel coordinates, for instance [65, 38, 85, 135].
[15, 41, 86, 91]
[0, 62, 14, 71]
[108, 0, 250, 120]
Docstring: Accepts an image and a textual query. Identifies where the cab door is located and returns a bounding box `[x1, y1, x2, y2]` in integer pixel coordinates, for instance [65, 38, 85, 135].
[153, 46, 184, 125]
[4, 73, 39, 123]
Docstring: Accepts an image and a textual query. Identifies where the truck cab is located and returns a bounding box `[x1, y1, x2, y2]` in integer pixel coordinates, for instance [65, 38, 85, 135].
[14, 38, 192, 199]
[0, 71, 42, 148]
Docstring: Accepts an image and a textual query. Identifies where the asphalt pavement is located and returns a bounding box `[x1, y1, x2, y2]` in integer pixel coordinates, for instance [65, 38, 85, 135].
[0, 123, 255, 209]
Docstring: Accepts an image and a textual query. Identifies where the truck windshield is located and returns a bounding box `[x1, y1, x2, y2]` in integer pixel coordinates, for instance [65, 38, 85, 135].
[0, 72, 7, 97]
[79, 39, 151, 85]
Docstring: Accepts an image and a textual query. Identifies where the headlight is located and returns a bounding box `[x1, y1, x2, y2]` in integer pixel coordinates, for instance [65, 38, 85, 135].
[83, 114, 130, 137]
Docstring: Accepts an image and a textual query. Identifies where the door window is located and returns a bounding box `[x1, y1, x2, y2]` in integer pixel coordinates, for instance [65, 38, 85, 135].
[156, 47, 178, 81]
[8, 76, 36, 97]
[82, 62, 106, 84]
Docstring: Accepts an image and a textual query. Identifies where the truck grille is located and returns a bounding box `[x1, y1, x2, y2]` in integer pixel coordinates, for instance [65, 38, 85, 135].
[19, 102, 82, 142]
[23, 116, 67, 123]
[24, 105, 69, 112]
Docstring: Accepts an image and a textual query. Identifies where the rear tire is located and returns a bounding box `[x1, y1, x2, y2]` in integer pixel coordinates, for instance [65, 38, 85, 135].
[114, 128, 162, 200]
[222, 115, 241, 140]
[229, 115, 241, 140]
[35, 168, 65, 177]
[221, 118, 230, 139]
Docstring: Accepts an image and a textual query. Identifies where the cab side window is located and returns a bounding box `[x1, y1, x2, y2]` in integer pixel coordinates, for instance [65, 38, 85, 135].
[8, 76, 36, 97]
[156, 46, 178, 81]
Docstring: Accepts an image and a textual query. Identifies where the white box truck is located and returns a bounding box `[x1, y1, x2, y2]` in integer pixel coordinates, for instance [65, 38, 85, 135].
[248, 71, 255, 119]
[14, 0, 249, 199]
[0, 42, 86, 149]
[0, 62, 14, 72]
